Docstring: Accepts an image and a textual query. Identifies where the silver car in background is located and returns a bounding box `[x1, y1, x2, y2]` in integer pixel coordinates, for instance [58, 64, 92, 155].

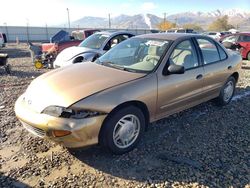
[53, 31, 134, 68]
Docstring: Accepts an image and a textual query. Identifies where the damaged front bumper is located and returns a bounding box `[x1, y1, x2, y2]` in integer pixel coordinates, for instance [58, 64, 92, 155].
[14, 94, 107, 148]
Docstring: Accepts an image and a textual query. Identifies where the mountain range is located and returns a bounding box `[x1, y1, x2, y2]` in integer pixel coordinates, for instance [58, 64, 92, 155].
[71, 9, 250, 30]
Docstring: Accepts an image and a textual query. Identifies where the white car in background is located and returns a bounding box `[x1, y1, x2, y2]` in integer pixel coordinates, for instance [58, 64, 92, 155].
[203, 32, 225, 41]
[53, 31, 134, 68]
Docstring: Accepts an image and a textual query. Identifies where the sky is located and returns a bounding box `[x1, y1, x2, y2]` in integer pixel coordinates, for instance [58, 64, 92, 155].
[0, 0, 249, 26]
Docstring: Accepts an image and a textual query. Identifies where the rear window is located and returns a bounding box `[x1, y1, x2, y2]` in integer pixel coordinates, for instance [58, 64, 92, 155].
[197, 38, 220, 64]
[167, 30, 175, 33]
[176, 30, 185, 33]
[217, 45, 227, 60]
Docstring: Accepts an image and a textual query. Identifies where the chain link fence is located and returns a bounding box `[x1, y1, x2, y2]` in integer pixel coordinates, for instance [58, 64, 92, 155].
[0, 26, 153, 42]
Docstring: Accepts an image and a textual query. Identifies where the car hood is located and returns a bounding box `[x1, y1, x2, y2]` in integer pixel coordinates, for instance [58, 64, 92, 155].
[24, 62, 145, 113]
[56, 46, 98, 62]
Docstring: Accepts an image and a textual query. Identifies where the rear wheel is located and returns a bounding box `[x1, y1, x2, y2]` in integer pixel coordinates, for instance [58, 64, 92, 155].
[100, 106, 145, 154]
[247, 51, 250, 61]
[215, 76, 236, 106]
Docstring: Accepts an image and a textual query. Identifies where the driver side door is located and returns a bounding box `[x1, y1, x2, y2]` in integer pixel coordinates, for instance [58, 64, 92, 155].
[156, 39, 205, 119]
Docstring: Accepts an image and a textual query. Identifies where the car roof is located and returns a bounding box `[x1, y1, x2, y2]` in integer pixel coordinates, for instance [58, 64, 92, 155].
[94, 30, 135, 37]
[134, 33, 205, 41]
[238, 32, 250, 35]
[224, 32, 250, 37]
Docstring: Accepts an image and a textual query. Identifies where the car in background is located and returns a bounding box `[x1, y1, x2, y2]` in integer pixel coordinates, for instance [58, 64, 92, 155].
[203, 32, 225, 41]
[53, 31, 134, 68]
[29, 30, 100, 69]
[220, 32, 250, 60]
[41, 30, 81, 56]
[221, 31, 232, 35]
[71, 29, 100, 40]
[15, 33, 241, 154]
[166, 28, 195, 33]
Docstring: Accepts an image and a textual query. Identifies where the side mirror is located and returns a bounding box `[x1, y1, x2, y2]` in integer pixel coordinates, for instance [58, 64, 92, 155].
[163, 64, 185, 75]
[92, 53, 101, 62]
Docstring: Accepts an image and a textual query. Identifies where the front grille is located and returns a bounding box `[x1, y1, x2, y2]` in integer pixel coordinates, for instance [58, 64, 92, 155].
[21, 121, 47, 138]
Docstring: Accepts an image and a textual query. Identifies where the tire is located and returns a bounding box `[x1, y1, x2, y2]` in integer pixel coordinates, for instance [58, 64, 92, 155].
[215, 76, 236, 106]
[5, 64, 11, 74]
[100, 106, 145, 154]
[247, 52, 250, 61]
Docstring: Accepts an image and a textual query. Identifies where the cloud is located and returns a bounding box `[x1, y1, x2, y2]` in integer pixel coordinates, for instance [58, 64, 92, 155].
[141, 2, 157, 11]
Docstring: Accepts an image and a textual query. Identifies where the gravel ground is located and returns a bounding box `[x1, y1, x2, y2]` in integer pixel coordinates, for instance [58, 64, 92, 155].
[0, 43, 250, 188]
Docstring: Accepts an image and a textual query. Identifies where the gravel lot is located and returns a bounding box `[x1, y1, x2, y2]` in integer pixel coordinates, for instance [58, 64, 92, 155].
[0, 43, 250, 188]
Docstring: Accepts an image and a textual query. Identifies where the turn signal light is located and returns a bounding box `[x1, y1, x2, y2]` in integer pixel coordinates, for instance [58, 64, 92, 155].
[52, 130, 71, 137]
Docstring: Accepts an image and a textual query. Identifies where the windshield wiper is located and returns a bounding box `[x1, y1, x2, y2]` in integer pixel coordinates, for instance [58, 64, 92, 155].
[99, 61, 143, 73]
[100, 61, 125, 70]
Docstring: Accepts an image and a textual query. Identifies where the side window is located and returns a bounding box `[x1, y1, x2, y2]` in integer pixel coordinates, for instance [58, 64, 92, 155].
[197, 38, 220, 64]
[217, 45, 227, 60]
[169, 40, 199, 70]
[110, 37, 119, 48]
[104, 34, 131, 50]
[239, 35, 250, 42]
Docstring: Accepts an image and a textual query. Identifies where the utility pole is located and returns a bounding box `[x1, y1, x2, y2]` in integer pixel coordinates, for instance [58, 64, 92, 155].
[26, 19, 29, 42]
[175, 17, 178, 27]
[163, 12, 166, 24]
[3, 22, 9, 41]
[108, 13, 111, 29]
[66, 8, 70, 30]
[45, 23, 49, 41]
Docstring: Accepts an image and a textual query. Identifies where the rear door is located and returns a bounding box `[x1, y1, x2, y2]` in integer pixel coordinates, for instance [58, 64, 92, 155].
[156, 39, 205, 119]
[195, 37, 230, 99]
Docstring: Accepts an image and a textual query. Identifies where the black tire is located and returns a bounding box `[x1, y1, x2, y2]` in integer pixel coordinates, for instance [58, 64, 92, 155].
[100, 106, 145, 155]
[215, 76, 236, 106]
[247, 52, 250, 61]
[5, 64, 11, 74]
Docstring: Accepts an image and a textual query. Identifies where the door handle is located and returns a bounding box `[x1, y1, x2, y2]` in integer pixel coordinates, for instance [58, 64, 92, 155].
[228, 66, 232, 70]
[196, 74, 203, 80]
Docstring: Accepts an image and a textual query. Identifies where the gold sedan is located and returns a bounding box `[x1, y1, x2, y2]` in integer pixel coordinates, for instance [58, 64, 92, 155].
[15, 33, 242, 154]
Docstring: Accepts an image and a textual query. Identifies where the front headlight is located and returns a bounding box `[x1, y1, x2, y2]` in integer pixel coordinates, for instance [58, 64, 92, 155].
[42, 106, 72, 117]
[42, 106, 103, 119]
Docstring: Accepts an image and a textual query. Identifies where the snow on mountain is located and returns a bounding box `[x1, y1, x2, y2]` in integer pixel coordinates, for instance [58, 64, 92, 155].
[198, 9, 250, 18]
[71, 9, 250, 29]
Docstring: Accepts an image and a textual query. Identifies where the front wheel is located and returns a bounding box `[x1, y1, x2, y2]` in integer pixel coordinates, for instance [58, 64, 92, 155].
[100, 106, 145, 154]
[215, 76, 236, 106]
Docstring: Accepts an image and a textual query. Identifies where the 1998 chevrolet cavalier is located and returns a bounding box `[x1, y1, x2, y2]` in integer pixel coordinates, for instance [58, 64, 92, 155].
[15, 33, 241, 154]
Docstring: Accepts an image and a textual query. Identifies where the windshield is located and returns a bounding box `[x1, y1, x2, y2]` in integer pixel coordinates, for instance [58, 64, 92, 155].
[95, 38, 171, 73]
[78, 33, 109, 49]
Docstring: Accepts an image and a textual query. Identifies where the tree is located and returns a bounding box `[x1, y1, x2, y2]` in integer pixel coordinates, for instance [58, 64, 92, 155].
[208, 16, 235, 31]
[157, 21, 176, 31]
[182, 23, 203, 31]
